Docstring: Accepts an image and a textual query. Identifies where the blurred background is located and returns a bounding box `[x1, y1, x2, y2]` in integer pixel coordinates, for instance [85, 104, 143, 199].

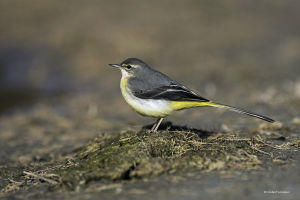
[0, 1, 300, 199]
[0, 0, 299, 146]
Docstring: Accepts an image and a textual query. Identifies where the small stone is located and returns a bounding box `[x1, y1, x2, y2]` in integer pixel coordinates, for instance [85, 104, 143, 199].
[291, 117, 300, 125]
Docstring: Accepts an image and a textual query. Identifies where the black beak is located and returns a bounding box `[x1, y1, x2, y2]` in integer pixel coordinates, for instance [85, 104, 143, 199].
[109, 64, 121, 68]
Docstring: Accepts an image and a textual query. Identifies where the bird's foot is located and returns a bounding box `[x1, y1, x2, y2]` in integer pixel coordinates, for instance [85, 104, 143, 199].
[146, 129, 154, 134]
[146, 129, 160, 134]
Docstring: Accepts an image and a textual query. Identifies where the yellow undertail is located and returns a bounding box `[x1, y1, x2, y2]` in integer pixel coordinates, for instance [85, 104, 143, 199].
[171, 101, 226, 110]
[170, 101, 274, 123]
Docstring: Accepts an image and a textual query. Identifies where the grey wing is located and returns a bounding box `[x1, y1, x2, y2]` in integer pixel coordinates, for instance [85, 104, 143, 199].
[132, 83, 209, 102]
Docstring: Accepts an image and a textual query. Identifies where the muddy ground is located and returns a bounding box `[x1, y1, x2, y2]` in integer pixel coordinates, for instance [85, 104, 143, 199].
[0, 1, 300, 199]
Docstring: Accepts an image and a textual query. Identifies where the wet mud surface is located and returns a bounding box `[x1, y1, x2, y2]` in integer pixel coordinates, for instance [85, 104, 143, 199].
[0, 114, 299, 199]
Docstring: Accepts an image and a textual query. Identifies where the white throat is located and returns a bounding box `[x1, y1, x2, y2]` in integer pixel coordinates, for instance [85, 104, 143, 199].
[120, 69, 131, 79]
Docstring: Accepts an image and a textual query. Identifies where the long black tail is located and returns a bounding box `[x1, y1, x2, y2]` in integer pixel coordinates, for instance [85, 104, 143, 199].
[208, 102, 275, 123]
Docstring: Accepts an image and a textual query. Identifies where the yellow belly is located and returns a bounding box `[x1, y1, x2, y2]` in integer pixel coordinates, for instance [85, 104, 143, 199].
[120, 77, 173, 117]
[120, 77, 215, 117]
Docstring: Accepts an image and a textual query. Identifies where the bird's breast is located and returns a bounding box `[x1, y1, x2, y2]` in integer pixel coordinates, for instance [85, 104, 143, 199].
[120, 77, 173, 117]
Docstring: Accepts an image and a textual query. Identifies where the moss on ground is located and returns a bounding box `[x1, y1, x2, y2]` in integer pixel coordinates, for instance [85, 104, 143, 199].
[52, 123, 298, 190]
[1, 123, 299, 192]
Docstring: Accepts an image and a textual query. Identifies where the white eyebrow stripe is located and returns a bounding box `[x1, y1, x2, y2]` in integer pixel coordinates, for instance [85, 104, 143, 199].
[122, 64, 138, 68]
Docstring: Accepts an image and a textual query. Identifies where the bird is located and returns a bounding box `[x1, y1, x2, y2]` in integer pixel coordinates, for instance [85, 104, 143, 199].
[109, 58, 274, 132]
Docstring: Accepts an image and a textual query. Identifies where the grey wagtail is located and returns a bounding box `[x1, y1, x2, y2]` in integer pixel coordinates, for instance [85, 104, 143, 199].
[109, 58, 274, 132]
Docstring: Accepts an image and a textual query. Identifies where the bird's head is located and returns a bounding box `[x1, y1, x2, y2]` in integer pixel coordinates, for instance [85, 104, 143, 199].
[109, 58, 149, 78]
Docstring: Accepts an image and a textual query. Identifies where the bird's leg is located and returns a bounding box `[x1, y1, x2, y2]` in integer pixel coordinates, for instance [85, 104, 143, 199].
[148, 118, 164, 133]
[153, 118, 164, 132]
[150, 120, 158, 132]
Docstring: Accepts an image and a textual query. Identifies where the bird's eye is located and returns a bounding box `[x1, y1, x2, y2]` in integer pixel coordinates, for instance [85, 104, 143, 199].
[126, 65, 132, 70]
